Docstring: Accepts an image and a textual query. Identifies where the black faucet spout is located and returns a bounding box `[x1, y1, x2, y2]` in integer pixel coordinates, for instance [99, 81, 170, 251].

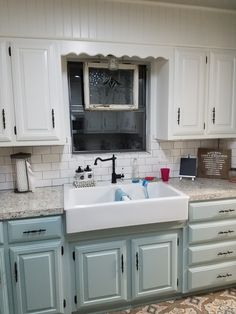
[94, 154, 123, 184]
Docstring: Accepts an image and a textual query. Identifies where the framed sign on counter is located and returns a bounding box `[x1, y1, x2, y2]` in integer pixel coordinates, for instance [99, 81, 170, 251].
[197, 148, 231, 179]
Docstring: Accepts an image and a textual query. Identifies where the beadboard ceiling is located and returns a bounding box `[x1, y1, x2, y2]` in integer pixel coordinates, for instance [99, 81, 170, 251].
[144, 0, 236, 10]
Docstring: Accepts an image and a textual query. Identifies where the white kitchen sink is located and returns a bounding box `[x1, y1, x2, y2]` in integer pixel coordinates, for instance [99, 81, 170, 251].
[64, 181, 189, 233]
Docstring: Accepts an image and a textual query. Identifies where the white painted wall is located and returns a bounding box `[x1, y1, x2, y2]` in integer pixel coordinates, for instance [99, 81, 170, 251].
[0, 0, 235, 190]
[0, 0, 235, 48]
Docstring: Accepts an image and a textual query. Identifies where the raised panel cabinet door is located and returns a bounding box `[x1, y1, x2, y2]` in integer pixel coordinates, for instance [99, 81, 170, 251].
[10, 40, 62, 141]
[0, 248, 10, 314]
[10, 241, 64, 314]
[0, 41, 14, 143]
[132, 233, 178, 299]
[74, 240, 127, 308]
[173, 48, 207, 136]
[207, 50, 236, 135]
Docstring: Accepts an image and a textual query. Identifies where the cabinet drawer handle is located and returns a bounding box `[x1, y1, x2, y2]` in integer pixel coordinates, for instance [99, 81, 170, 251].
[217, 273, 232, 279]
[219, 209, 235, 213]
[52, 109, 55, 128]
[218, 230, 235, 235]
[217, 250, 233, 256]
[121, 254, 124, 273]
[2, 109, 6, 129]
[23, 229, 46, 234]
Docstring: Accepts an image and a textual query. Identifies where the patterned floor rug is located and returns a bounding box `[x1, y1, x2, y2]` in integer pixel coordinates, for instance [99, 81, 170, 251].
[109, 288, 236, 314]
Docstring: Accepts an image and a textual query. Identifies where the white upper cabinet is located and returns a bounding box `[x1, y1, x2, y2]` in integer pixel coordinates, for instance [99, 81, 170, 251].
[11, 40, 63, 142]
[172, 48, 207, 137]
[0, 41, 14, 142]
[156, 48, 236, 140]
[0, 39, 65, 146]
[207, 51, 236, 135]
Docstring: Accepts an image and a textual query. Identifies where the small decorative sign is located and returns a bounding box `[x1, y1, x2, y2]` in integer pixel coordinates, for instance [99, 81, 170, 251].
[197, 148, 231, 179]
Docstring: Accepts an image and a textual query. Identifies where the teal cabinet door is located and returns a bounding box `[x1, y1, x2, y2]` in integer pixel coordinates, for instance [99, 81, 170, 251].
[10, 241, 64, 314]
[132, 233, 178, 299]
[0, 248, 10, 314]
[74, 240, 127, 308]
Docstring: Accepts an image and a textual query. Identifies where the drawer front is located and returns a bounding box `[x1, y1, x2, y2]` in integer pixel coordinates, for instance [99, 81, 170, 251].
[189, 200, 236, 222]
[0, 222, 3, 244]
[188, 261, 236, 291]
[189, 220, 236, 244]
[7, 216, 62, 243]
[189, 240, 236, 265]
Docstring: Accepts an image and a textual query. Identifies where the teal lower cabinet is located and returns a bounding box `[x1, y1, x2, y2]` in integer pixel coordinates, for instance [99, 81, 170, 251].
[131, 233, 178, 299]
[71, 231, 180, 313]
[10, 241, 64, 314]
[74, 240, 128, 309]
[0, 248, 10, 314]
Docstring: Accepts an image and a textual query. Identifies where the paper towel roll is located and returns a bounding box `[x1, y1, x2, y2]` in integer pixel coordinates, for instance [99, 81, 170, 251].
[15, 159, 29, 192]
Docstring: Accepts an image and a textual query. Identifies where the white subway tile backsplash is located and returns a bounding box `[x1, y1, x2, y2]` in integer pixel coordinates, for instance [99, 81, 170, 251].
[32, 163, 52, 171]
[43, 170, 60, 180]
[42, 154, 60, 163]
[0, 148, 13, 156]
[30, 155, 42, 164]
[0, 138, 234, 190]
[33, 147, 51, 154]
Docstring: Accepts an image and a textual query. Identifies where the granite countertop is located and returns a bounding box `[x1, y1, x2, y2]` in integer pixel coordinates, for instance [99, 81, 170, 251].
[1, 178, 236, 221]
[169, 177, 236, 201]
[0, 186, 63, 220]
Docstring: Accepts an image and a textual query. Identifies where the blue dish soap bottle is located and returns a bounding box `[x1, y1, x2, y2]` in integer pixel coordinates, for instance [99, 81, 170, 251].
[131, 158, 139, 183]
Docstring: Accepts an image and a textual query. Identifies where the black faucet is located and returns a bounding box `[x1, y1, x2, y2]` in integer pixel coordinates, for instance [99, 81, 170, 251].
[94, 154, 124, 184]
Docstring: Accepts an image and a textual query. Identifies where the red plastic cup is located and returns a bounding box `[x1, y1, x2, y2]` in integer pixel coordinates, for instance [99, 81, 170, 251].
[160, 168, 170, 182]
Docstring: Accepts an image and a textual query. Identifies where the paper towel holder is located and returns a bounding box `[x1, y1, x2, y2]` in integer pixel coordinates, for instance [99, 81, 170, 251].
[10, 152, 32, 193]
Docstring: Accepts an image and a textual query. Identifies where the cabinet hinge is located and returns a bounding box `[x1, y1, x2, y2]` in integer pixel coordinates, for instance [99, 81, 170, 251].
[14, 262, 18, 283]
[177, 238, 179, 246]
[206, 56, 208, 64]
[63, 299, 66, 308]
[14, 126, 17, 135]
[177, 278, 179, 287]
[74, 295, 77, 304]
[61, 246, 64, 256]
[8, 46, 11, 56]
[72, 251, 75, 261]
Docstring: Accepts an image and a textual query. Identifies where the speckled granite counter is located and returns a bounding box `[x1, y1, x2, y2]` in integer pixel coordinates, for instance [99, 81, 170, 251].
[0, 186, 63, 220]
[1, 179, 236, 220]
[169, 178, 236, 201]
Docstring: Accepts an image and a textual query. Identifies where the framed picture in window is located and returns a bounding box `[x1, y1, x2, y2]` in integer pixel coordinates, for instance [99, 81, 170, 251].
[83, 62, 139, 110]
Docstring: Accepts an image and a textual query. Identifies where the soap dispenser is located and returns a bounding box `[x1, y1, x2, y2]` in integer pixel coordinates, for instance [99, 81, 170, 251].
[84, 165, 93, 181]
[131, 158, 139, 183]
[75, 166, 84, 181]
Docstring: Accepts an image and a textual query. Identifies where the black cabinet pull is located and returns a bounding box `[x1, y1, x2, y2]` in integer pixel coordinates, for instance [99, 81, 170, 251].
[177, 108, 180, 125]
[121, 254, 124, 273]
[52, 109, 55, 128]
[218, 230, 234, 235]
[212, 107, 215, 124]
[219, 209, 235, 213]
[217, 273, 232, 279]
[136, 252, 139, 271]
[2, 109, 6, 129]
[218, 250, 233, 256]
[14, 262, 18, 282]
[23, 229, 46, 234]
